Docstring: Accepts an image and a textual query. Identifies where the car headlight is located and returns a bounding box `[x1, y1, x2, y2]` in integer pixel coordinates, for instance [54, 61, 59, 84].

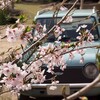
[83, 63, 99, 79]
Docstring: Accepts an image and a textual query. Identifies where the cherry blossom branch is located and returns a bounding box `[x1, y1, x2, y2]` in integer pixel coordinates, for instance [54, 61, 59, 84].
[61, 45, 100, 56]
[24, 46, 38, 63]
[69, 11, 99, 24]
[33, 45, 100, 66]
[90, 23, 100, 32]
[12, 0, 79, 64]
[0, 47, 20, 56]
[23, 44, 100, 82]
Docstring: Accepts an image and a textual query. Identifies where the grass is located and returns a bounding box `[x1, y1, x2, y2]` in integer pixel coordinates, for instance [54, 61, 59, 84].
[15, 2, 42, 24]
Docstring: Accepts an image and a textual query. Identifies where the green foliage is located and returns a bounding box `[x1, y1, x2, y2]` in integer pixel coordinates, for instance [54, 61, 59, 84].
[0, 10, 7, 25]
[24, 26, 31, 33]
[47, 0, 53, 2]
[33, 20, 36, 25]
[0, 9, 17, 25]
[19, 14, 27, 23]
[16, 0, 21, 3]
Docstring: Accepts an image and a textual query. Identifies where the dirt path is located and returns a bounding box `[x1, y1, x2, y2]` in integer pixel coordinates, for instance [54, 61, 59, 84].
[0, 86, 18, 100]
[0, 92, 18, 100]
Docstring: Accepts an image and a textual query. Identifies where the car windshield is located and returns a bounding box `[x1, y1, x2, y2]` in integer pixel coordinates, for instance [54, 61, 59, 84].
[35, 16, 99, 42]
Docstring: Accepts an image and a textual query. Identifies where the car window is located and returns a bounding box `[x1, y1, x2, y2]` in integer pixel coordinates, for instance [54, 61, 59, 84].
[35, 17, 99, 42]
[59, 17, 99, 42]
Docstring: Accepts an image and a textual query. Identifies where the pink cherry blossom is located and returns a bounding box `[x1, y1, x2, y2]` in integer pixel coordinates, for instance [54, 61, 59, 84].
[81, 24, 87, 28]
[0, 1, 4, 9]
[52, 80, 59, 85]
[0, 62, 31, 91]
[47, 81, 59, 91]
[5, 24, 26, 42]
[87, 32, 94, 42]
[77, 49, 85, 56]
[38, 43, 55, 56]
[0, 0, 11, 10]
[60, 64, 66, 71]
[47, 63, 54, 74]
[76, 24, 87, 33]
[33, 23, 47, 41]
[60, 6, 68, 11]
[15, 53, 22, 59]
[54, 25, 65, 37]
[68, 52, 74, 60]
[43, 24, 47, 32]
[16, 19, 20, 24]
[31, 69, 46, 84]
[35, 23, 43, 34]
[80, 56, 84, 64]
[6, 27, 17, 42]
[63, 16, 73, 23]
[76, 26, 81, 33]
[76, 36, 81, 40]
[49, 85, 57, 90]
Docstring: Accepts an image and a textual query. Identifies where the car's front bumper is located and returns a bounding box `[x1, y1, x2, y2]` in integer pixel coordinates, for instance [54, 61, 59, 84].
[20, 82, 100, 97]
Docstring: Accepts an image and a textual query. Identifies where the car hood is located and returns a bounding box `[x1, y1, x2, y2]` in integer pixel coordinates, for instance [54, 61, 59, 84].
[63, 41, 100, 68]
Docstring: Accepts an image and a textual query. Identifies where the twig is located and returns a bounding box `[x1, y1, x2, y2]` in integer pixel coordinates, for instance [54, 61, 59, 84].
[90, 23, 100, 32]
[0, 89, 12, 95]
[61, 45, 100, 56]
[0, 25, 7, 30]
[66, 74, 100, 100]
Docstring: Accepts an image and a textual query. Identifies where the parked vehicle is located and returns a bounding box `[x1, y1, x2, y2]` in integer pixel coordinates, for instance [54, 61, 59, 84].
[19, 9, 100, 100]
